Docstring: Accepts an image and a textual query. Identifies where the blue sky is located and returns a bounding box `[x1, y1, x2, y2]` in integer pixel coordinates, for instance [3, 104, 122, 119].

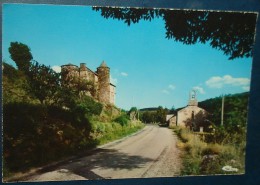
[2, 4, 253, 110]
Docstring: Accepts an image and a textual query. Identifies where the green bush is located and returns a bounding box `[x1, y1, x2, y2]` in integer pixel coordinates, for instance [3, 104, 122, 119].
[173, 126, 245, 176]
[4, 102, 47, 171]
[90, 120, 144, 145]
[114, 114, 130, 126]
[79, 96, 103, 116]
[3, 102, 93, 174]
[47, 105, 72, 121]
[3, 101, 143, 177]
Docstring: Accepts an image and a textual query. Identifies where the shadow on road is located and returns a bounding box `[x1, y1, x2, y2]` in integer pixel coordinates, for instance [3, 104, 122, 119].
[35, 148, 153, 180]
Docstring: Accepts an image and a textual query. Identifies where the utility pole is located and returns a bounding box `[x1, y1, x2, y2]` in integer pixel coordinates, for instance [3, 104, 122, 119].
[137, 108, 139, 121]
[221, 95, 225, 126]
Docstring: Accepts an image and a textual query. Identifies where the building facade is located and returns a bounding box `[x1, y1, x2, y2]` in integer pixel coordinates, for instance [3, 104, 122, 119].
[61, 61, 116, 105]
[167, 90, 206, 127]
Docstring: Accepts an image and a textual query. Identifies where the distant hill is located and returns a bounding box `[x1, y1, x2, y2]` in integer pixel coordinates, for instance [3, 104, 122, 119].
[198, 92, 249, 113]
[139, 107, 159, 112]
[139, 92, 249, 126]
[198, 92, 249, 126]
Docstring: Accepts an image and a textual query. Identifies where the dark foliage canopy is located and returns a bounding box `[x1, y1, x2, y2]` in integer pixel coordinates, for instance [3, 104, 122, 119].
[93, 7, 257, 60]
[198, 92, 249, 128]
[8, 42, 33, 72]
[27, 60, 60, 104]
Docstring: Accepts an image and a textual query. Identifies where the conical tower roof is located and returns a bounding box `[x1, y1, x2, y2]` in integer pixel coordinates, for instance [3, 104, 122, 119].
[99, 61, 108, 68]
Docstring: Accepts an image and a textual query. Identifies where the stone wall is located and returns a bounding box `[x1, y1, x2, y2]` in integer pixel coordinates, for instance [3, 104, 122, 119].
[79, 63, 96, 82]
[169, 116, 177, 128]
[177, 106, 206, 127]
[61, 64, 79, 87]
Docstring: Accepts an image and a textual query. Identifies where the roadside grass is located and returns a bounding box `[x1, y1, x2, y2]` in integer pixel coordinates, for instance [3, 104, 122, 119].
[172, 126, 245, 175]
[90, 120, 144, 145]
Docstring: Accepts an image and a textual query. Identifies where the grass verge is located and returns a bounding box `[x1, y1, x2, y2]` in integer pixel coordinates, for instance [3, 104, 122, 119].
[172, 126, 245, 175]
[90, 120, 145, 145]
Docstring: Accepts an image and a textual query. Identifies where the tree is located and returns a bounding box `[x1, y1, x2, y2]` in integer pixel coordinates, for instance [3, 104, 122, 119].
[155, 106, 169, 124]
[169, 105, 175, 114]
[78, 78, 97, 99]
[8, 42, 33, 72]
[93, 7, 257, 60]
[27, 60, 60, 104]
[140, 111, 156, 123]
[198, 92, 249, 128]
[129, 107, 138, 112]
[2, 62, 35, 104]
[184, 111, 212, 132]
[128, 107, 138, 121]
[55, 85, 78, 109]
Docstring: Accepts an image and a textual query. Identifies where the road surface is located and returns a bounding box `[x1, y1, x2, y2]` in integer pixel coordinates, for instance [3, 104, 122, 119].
[24, 125, 182, 182]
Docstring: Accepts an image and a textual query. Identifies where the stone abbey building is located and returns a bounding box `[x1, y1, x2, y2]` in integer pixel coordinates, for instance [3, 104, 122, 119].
[61, 61, 116, 105]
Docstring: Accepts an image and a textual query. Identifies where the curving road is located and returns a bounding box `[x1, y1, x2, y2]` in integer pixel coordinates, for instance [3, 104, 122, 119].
[25, 125, 182, 182]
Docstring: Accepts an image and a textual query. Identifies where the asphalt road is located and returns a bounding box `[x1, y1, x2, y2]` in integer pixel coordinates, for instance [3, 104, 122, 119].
[25, 124, 182, 182]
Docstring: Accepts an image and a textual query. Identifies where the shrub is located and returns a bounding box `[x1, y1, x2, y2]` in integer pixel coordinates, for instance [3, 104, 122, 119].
[3, 102, 93, 174]
[90, 120, 144, 145]
[47, 105, 72, 121]
[80, 96, 103, 116]
[173, 126, 245, 175]
[114, 114, 130, 126]
[4, 102, 48, 171]
[202, 144, 221, 155]
[3, 99, 142, 178]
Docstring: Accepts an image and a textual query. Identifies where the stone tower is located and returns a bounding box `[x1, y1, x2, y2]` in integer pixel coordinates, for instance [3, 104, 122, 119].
[97, 61, 110, 104]
[188, 90, 198, 106]
[60, 64, 79, 86]
[79, 63, 87, 79]
[61, 63, 79, 76]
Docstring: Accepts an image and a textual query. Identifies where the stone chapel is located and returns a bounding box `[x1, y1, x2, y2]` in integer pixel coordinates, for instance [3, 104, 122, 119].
[167, 90, 206, 127]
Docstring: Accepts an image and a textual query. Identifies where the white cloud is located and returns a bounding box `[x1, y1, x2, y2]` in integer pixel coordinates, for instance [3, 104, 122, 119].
[110, 76, 118, 85]
[193, 86, 205, 94]
[162, 84, 176, 94]
[52, 66, 61, 73]
[168, 84, 176, 90]
[242, 86, 250, 91]
[162, 90, 170, 94]
[205, 75, 250, 89]
[121, 72, 128, 77]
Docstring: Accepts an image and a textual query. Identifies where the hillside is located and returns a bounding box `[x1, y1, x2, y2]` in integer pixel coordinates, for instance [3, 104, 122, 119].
[3, 60, 143, 179]
[198, 92, 249, 127]
[139, 107, 159, 112]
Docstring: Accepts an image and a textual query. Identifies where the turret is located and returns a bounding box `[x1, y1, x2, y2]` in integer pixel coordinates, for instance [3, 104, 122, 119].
[97, 61, 110, 104]
[61, 63, 79, 76]
[80, 63, 87, 71]
[60, 63, 79, 86]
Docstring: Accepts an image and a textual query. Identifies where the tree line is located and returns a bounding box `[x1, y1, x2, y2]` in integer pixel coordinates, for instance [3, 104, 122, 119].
[7, 42, 98, 107]
[3, 42, 106, 176]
